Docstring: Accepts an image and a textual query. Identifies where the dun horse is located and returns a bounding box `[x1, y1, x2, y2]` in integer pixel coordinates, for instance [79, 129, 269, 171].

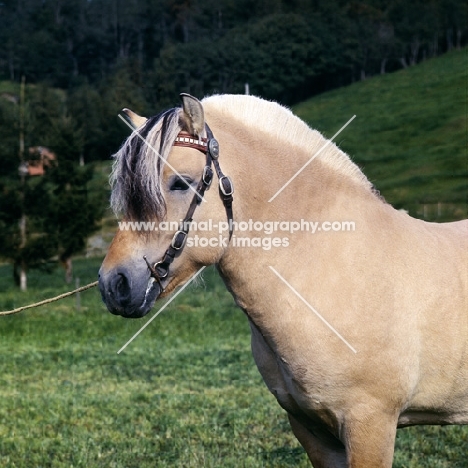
[99, 94, 468, 467]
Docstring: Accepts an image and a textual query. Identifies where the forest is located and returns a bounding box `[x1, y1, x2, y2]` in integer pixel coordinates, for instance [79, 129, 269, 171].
[0, 0, 466, 286]
[1, 0, 466, 159]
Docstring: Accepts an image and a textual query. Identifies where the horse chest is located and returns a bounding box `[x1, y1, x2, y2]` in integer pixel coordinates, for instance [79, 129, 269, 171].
[249, 320, 325, 416]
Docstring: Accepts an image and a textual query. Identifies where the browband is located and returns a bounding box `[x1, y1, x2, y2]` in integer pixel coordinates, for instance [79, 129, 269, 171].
[174, 132, 208, 153]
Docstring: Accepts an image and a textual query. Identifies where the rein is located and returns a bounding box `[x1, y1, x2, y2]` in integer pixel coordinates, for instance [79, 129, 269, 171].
[144, 123, 234, 290]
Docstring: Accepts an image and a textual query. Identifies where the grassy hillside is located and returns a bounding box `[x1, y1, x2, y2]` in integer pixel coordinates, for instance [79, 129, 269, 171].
[0, 80, 20, 96]
[294, 48, 468, 221]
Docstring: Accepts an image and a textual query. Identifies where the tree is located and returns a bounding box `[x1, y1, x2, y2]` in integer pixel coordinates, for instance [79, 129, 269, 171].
[0, 81, 105, 288]
[152, 13, 330, 104]
[0, 0, 466, 144]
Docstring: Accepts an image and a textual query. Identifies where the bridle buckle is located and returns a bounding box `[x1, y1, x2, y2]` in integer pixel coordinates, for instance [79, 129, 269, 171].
[219, 176, 234, 197]
[202, 166, 214, 186]
[171, 230, 188, 250]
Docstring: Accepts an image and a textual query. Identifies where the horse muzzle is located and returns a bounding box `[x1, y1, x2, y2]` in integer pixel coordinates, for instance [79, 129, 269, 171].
[98, 265, 161, 318]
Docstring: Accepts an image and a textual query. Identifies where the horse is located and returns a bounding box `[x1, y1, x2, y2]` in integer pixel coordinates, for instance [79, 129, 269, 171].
[98, 93, 468, 467]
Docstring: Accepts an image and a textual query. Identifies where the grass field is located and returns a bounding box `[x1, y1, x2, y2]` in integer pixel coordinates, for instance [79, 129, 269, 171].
[1, 49, 468, 466]
[0, 260, 467, 467]
[0, 260, 310, 467]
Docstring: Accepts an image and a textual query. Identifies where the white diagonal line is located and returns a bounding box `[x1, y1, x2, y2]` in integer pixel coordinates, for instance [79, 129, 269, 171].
[269, 266, 357, 354]
[118, 114, 207, 203]
[117, 266, 206, 354]
[268, 115, 356, 202]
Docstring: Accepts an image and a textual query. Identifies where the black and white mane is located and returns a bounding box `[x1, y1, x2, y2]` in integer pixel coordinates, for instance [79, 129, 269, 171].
[110, 108, 183, 222]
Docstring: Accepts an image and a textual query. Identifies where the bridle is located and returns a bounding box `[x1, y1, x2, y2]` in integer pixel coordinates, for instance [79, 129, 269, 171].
[143, 123, 234, 290]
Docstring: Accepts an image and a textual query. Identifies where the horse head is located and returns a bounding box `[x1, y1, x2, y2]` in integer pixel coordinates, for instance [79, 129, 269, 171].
[98, 94, 233, 318]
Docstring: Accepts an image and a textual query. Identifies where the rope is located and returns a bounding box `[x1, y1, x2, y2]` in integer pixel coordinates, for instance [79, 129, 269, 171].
[0, 281, 99, 316]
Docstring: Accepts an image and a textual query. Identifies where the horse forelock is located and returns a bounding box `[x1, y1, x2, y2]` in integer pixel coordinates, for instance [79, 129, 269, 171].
[110, 108, 183, 222]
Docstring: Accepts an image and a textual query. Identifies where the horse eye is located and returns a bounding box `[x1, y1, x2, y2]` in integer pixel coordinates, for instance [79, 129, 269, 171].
[170, 177, 192, 191]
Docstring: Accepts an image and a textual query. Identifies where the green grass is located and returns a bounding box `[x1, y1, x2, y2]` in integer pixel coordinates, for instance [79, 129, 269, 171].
[0, 260, 310, 467]
[0, 259, 467, 467]
[294, 47, 468, 221]
[1, 51, 468, 466]
[0, 80, 21, 95]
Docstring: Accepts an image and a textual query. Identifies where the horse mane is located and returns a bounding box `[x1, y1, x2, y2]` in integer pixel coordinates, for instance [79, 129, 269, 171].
[202, 94, 374, 192]
[110, 94, 375, 221]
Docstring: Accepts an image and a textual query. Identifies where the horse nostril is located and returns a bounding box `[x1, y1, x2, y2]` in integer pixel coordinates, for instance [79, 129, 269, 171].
[111, 272, 131, 304]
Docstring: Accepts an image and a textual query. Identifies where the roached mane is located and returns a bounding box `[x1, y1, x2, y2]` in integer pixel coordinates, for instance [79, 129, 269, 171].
[110, 95, 376, 222]
[202, 94, 373, 192]
[110, 108, 183, 222]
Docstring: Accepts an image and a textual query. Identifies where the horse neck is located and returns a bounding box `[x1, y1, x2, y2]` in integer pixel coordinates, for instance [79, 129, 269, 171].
[213, 119, 385, 310]
[213, 118, 379, 225]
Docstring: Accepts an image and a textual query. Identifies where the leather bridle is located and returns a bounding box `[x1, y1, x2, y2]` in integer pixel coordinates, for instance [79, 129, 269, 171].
[143, 123, 234, 290]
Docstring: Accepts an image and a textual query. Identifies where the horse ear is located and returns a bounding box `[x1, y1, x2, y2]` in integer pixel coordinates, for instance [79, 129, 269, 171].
[121, 108, 148, 129]
[180, 93, 205, 136]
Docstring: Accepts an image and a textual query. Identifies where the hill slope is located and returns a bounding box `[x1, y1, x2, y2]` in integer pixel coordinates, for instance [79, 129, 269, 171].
[294, 48, 468, 221]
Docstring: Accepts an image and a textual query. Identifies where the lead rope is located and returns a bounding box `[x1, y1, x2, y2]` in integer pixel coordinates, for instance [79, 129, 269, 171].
[0, 280, 98, 316]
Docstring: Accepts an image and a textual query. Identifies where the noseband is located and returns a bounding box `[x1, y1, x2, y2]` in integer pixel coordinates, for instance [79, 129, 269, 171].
[143, 123, 234, 290]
